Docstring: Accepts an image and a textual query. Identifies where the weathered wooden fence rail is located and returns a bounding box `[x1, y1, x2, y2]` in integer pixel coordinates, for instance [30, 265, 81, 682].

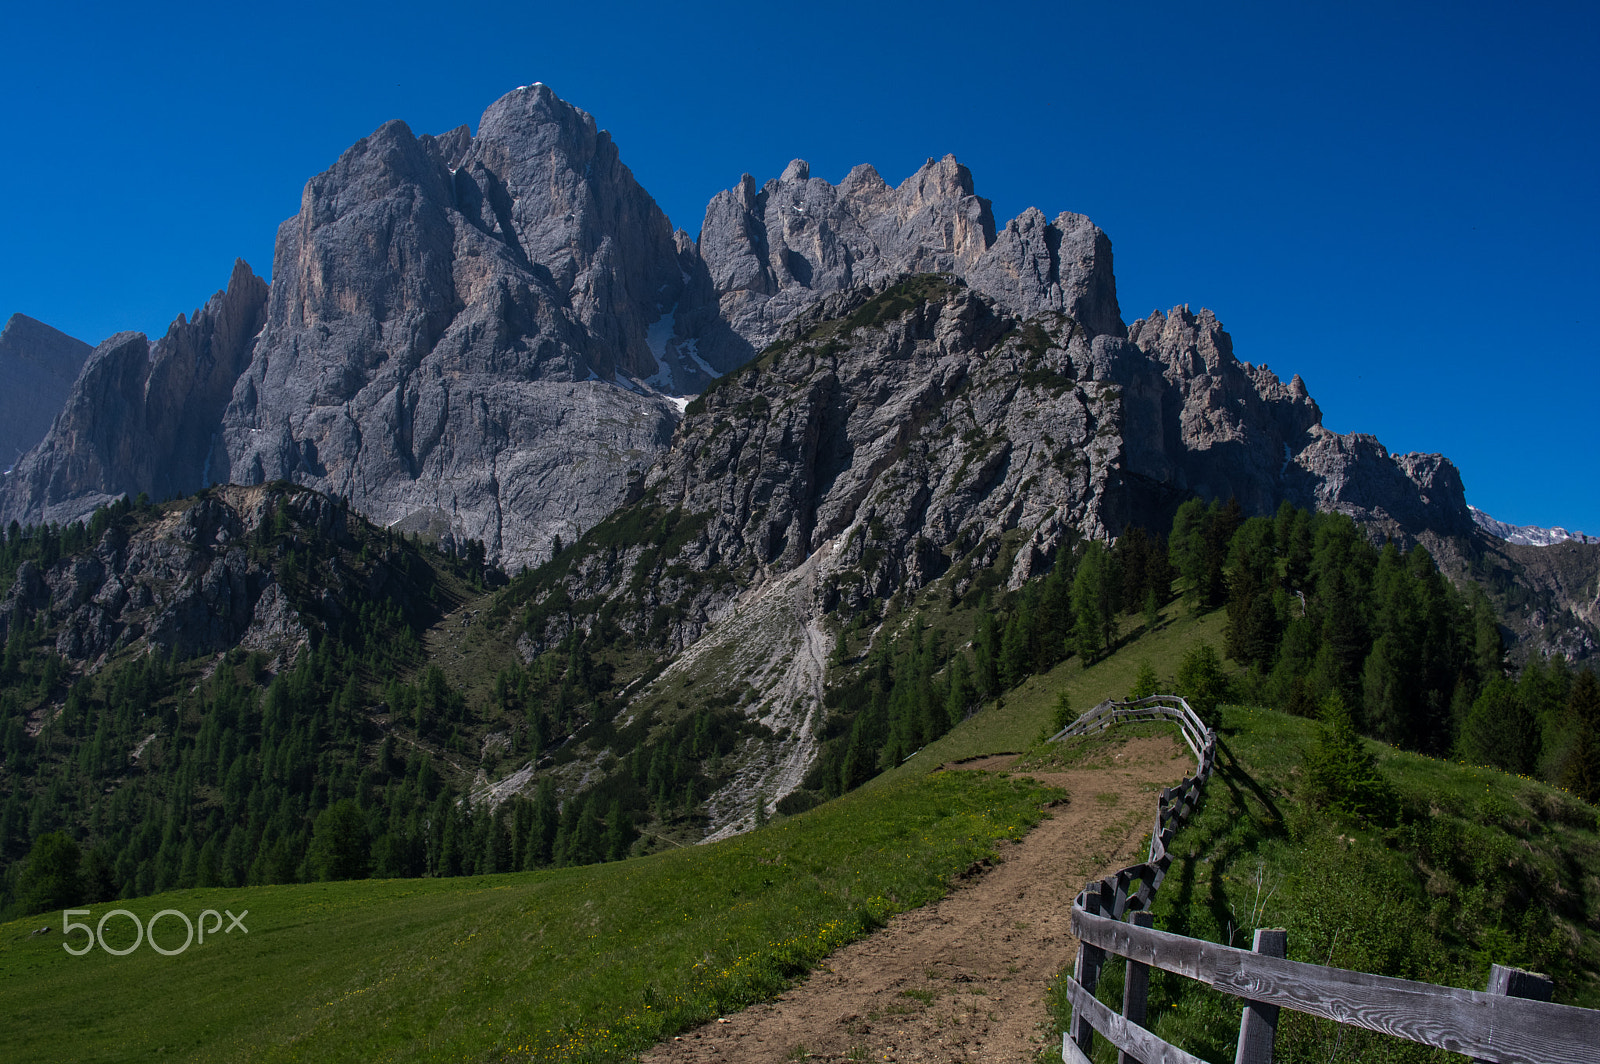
[1049, 695, 1600, 1064]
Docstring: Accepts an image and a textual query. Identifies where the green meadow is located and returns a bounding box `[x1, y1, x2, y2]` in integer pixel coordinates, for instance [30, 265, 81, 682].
[0, 769, 1056, 1063]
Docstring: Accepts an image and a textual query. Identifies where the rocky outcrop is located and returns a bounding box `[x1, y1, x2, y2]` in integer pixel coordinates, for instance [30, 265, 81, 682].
[1117, 305, 1473, 545]
[689, 155, 1123, 374]
[0, 484, 464, 670]
[0, 314, 91, 472]
[0, 487, 306, 666]
[0, 262, 268, 528]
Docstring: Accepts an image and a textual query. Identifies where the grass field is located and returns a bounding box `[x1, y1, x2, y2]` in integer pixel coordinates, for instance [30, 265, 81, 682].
[0, 770, 1058, 1063]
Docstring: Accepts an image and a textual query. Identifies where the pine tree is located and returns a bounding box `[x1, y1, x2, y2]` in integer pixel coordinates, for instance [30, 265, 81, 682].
[15, 831, 81, 914]
[1044, 692, 1075, 739]
[1303, 692, 1397, 826]
[1169, 498, 1207, 605]
[943, 655, 974, 730]
[1073, 542, 1119, 661]
[1560, 670, 1600, 802]
[973, 614, 1000, 697]
[1143, 586, 1161, 632]
[999, 613, 1031, 690]
[605, 798, 634, 859]
[529, 778, 558, 868]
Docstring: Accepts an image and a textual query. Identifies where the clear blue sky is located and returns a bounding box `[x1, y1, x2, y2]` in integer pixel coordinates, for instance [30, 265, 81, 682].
[3, 1, 1595, 533]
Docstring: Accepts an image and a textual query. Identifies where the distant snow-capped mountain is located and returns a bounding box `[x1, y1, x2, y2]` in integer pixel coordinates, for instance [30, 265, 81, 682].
[1470, 505, 1593, 547]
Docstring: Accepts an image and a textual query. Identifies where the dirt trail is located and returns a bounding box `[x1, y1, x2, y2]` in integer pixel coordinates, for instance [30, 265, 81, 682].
[641, 734, 1192, 1063]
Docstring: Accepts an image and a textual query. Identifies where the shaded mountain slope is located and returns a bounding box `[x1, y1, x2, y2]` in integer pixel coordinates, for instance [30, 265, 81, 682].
[0, 261, 268, 528]
[0, 314, 91, 472]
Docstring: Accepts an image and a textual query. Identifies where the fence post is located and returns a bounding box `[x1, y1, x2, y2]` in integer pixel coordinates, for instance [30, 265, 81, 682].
[1233, 928, 1288, 1064]
[1470, 964, 1553, 1064]
[1069, 891, 1106, 1055]
[1117, 911, 1155, 1064]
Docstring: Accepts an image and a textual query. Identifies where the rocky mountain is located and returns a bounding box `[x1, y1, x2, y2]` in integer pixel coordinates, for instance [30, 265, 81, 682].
[214, 86, 723, 569]
[687, 154, 1124, 371]
[0, 314, 91, 472]
[0, 87, 1134, 572]
[505, 276, 1529, 832]
[0, 83, 1570, 625]
[0, 262, 268, 528]
[525, 276, 1490, 646]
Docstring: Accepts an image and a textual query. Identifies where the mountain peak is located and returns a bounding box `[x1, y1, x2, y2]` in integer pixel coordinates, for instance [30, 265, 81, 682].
[477, 80, 597, 145]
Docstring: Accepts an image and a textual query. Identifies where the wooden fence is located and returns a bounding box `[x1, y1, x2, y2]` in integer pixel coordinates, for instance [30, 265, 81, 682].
[1050, 696, 1600, 1064]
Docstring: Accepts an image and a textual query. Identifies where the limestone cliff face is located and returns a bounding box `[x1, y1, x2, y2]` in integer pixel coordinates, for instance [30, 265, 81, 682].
[689, 155, 1123, 374]
[0, 314, 91, 472]
[1, 261, 268, 527]
[216, 88, 687, 570]
[463, 87, 689, 382]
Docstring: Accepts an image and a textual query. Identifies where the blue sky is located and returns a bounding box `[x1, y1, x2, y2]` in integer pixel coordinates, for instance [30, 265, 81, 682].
[2, 1, 1595, 533]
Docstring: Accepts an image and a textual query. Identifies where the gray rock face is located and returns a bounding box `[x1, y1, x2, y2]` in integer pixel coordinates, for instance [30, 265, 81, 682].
[688, 155, 1123, 374]
[537, 279, 1114, 651]
[1293, 434, 1473, 541]
[0, 314, 91, 472]
[0, 261, 268, 528]
[216, 89, 685, 571]
[466, 86, 688, 382]
[1116, 305, 1471, 543]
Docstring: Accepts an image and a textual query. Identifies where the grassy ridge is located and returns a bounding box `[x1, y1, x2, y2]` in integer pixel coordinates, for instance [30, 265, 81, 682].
[873, 606, 1227, 779]
[0, 769, 1057, 1064]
